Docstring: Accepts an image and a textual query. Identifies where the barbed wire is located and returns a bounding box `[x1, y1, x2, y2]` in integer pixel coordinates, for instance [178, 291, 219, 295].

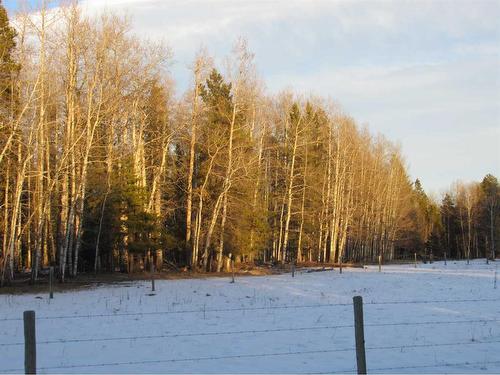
[368, 359, 500, 373]
[0, 347, 355, 373]
[367, 318, 500, 327]
[0, 324, 355, 346]
[0, 303, 353, 322]
[2, 318, 499, 347]
[1, 297, 499, 322]
[367, 297, 500, 306]
[366, 338, 500, 351]
[2, 339, 500, 373]
[311, 359, 500, 374]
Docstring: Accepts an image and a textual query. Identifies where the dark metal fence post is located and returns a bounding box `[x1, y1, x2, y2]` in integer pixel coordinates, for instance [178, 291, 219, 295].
[150, 262, 155, 292]
[353, 296, 367, 375]
[494, 265, 497, 290]
[24, 311, 36, 374]
[230, 255, 235, 283]
[49, 267, 54, 299]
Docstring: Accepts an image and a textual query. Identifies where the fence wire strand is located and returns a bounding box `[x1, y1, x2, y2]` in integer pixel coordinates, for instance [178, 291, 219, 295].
[1, 297, 499, 322]
[368, 359, 500, 373]
[1, 339, 500, 373]
[0, 348, 355, 373]
[312, 359, 500, 374]
[2, 318, 499, 347]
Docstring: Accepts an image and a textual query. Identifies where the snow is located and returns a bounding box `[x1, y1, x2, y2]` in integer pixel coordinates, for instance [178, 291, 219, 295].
[1, 260, 499, 373]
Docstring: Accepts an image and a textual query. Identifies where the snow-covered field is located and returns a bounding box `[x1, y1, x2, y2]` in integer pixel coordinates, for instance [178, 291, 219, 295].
[1, 260, 499, 374]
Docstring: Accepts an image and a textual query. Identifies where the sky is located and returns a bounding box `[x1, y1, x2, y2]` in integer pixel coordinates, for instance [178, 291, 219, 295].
[4, 0, 500, 194]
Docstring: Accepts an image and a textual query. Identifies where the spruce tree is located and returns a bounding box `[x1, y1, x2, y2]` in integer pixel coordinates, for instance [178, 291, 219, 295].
[0, 0, 18, 107]
[480, 174, 499, 259]
[0, 0, 18, 272]
[441, 193, 458, 258]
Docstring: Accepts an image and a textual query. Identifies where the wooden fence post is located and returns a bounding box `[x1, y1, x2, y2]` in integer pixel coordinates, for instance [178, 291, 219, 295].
[339, 256, 343, 274]
[444, 252, 447, 266]
[353, 296, 367, 374]
[414, 253, 417, 268]
[378, 254, 381, 272]
[24, 311, 36, 375]
[49, 267, 54, 299]
[292, 260, 295, 278]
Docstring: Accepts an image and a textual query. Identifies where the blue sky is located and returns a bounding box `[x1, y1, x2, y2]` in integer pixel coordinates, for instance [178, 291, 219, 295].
[4, 0, 500, 194]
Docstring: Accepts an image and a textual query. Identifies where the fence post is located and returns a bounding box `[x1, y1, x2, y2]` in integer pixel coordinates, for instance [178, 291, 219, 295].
[378, 254, 381, 272]
[49, 267, 54, 299]
[230, 256, 235, 284]
[494, 265, 497, 290]
[339, 256, 343, 274]
[292, 260, 295, 278]
[353, 296, 367, 374]
[150, 262, 155, 292]
[414, 253, 417, 268]
[444, 252, 447, 266]
[24, 311, 36, 375]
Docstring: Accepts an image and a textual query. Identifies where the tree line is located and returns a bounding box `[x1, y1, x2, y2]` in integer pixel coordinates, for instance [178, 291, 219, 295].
[420, 175, 499, 262]
[0, 2, 498, 284]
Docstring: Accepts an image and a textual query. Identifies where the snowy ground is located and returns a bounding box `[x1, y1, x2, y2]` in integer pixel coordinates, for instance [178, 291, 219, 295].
[1, 260, 500, 374]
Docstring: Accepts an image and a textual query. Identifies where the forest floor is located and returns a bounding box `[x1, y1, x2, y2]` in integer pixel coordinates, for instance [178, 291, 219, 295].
[1, 259, 499, 373]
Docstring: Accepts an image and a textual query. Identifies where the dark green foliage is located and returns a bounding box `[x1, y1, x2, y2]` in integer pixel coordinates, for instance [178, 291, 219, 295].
[440, 193, 459, 258]
[480, 174, 499, 257]
[82, 160, 164, 271]
[0, 1, 19, 106]
[199, 69, 233, 126]
[0, 1, 18, 264]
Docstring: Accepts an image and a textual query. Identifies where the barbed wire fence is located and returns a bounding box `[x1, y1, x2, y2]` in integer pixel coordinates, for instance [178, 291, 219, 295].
[2, 296, 499, 322]
[1, 297, 500, 374]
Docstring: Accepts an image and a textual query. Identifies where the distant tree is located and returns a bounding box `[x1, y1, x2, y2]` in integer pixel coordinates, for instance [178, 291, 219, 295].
[0, 0, 18, 107]
[0, 0, 20, 283]
[412, 179, 441, 258]
[441, 193, 459, 258]
[197, 68, 234, 270]
[480, 174, 499, 259]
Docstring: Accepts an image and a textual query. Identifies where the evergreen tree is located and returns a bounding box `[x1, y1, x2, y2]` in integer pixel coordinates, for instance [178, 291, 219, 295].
[480, 174, 499, 259]
[0, 0, 18, 272]
[413, 179, 442, 259]
[441, 193, 459, 258]
[0, 0, 18, 110]
[83, 162, 165, 273]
